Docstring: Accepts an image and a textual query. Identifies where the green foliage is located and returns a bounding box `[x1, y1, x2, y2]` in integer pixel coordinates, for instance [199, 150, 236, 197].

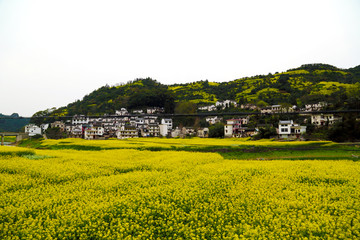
[18, 138, 45, 149]
[0, 149, 35, 157]
[252, 127, 277, 140]
[32, 64, 360, 126]
[45, 127, 66, 139]
[0, 113, 29, 132]
[30, 108, 57, 126]
[208, 122, 225, 138]
[51, 78, 175, 117]
[328, 115, 360, 142]
[3, 136, 16, 143]
[174, 101, 198, 127]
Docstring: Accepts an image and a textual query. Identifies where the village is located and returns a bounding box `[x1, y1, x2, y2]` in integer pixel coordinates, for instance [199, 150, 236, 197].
[24, 100, 341, 141]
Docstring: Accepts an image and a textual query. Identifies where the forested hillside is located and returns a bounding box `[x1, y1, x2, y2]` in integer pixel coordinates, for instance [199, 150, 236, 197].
[171, 64, 360, 109]
[0, 113, 29, 132]
[35, 64, 360, 117]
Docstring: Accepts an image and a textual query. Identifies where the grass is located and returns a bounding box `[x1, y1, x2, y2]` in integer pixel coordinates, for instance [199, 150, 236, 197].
[17, 137, 360, 161]
[3, 136, 16, 143]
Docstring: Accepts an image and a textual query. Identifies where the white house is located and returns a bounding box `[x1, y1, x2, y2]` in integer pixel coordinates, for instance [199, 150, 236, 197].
[147, 124, 160, 137]
[311, 114, 338, 126]
[144, 116, 158, 125]
[116, 125, 138, 139]
[238, 116, 250, 125]
[197, 128, 209, 138]
[84, 124, 104, 140]
[72, 115, 89, 125]
[171, 127, 181, 138]
[216, 100, 237, 109]
[305, 102, 328, 112]
[224, 119, 242, 138]
[115, 108, 128, 116]
[224, 117, 253, 138]
[240, 104, 259, 110]
[205, 116, 222, 125]
[133, 109, 144, 114]
[159, 124, 169, 137]
[224, 124, 233, 138]
[146, 107, 164, 114]
[24, 124, 42, 137]
[40, 123, 49, 132]
[51, 121, 65, 131]
[278, 120, 292, 137]
[135, 118, 145, 127]
[161, 119, 173, 131]
[71, 126, 83, 138]
[278, 120, 306, 139]
[271, 105, 282, 113]
[198, 105, 217, 112]
[261, 107, 272, 114]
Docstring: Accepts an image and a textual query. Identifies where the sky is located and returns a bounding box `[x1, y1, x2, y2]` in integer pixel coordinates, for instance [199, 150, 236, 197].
[0, 0, 360, 117]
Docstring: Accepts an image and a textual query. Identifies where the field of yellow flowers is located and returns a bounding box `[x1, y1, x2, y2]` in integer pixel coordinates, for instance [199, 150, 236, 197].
[1, 138, 360, 239]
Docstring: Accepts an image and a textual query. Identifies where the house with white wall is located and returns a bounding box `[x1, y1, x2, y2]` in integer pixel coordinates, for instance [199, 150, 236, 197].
[84, 124, 105, 140]
[224, 119, 242, 138]
[115, 108, 128, 116]
[147, 124, 160, 137]
[205, 116, 222, 125]
[116, 125, 138, 139]
[72, 115, 89, 125]
[159, 124, 169, 137]
[311, 114, 339, 126]
[161, 119, 173, 131]
[133, 109, 144, 114]
[278, 120, 306, 139]
[216, 100, 237, 109]
[40, 123, 49, 132]
[71, 126, 83, 138]
[24, 124, 42, 137]
[304, 102, 328, 112]
[146, 107, 164, 114]
[197, 128, 209, 138]
[51, 121, 65, 131]
[198, 105, 217, 112]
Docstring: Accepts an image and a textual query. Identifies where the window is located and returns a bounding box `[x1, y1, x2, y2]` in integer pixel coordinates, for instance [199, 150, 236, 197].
[281, 128, 288, 133]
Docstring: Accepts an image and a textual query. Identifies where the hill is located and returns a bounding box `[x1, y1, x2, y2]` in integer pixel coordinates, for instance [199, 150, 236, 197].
[34, 63, 360, 118]
[0, 113, 30, 132]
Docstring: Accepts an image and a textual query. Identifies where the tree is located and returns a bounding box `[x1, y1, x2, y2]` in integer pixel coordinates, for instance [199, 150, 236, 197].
[252, 127, 277, 140]
[328, 114, 360, 142]
[30, 108, 57, 126]
[208, 123, 224, 138]
[45, 127, 66, 139]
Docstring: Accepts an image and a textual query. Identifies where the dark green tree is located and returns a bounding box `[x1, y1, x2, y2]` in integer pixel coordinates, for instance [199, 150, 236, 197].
[208, 122, 225, 138]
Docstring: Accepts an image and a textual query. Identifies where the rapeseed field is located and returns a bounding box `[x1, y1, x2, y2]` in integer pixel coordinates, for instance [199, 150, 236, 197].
[1, 139, 360, 239]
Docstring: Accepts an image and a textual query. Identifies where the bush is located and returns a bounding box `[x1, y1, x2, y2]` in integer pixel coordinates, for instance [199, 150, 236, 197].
[252, 127, 277, 140]
[208, 123, 224, 138]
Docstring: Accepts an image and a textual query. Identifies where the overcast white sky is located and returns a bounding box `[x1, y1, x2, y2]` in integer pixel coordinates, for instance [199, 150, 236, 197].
[1, 0, 360, 116]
